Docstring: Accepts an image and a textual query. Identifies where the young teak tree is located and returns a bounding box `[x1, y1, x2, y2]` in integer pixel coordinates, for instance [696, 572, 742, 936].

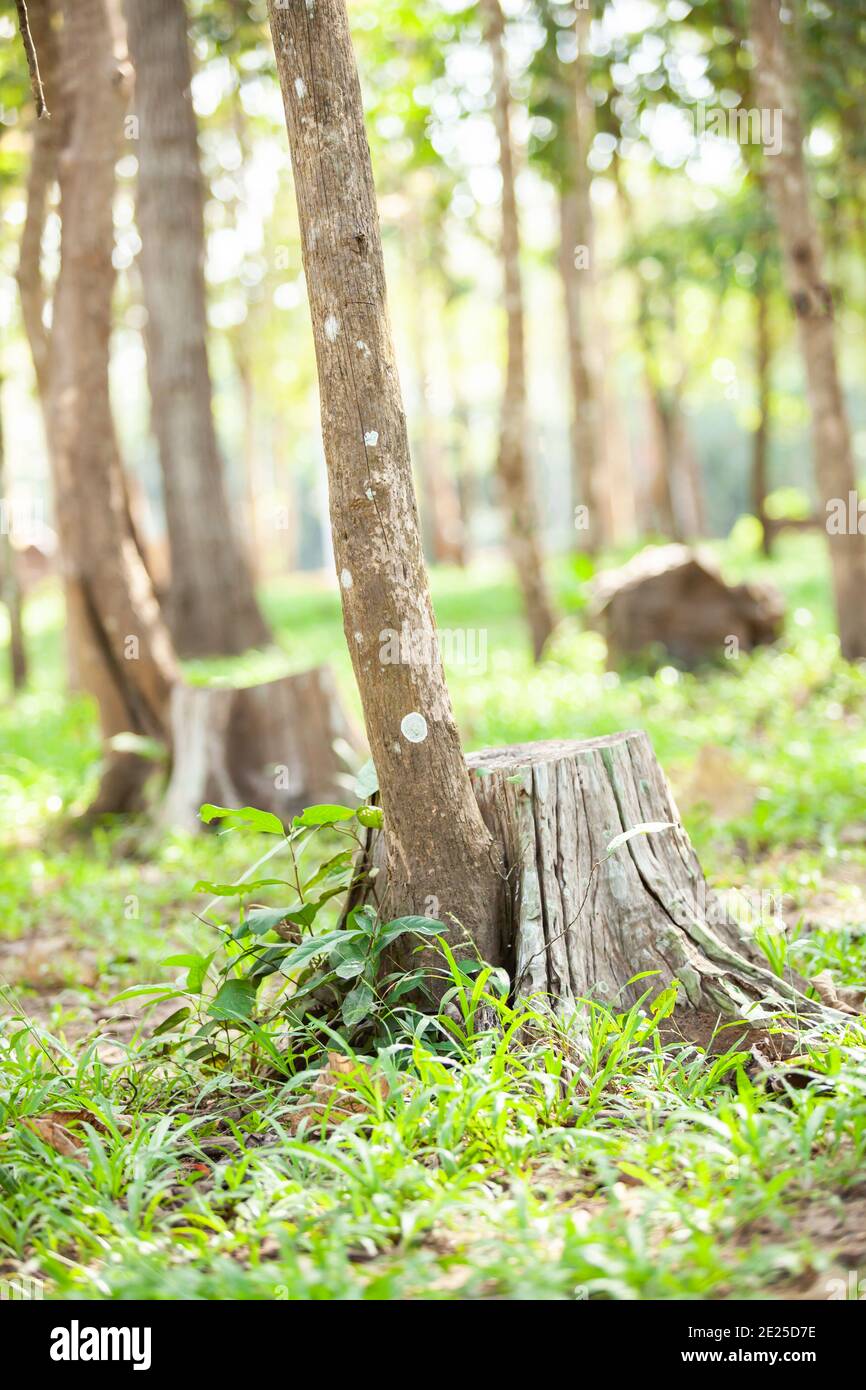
[263, 0, 834, 1029]
[750, 0, 866, 660]
[266, 0, 503, 966]
[125, 0, 272, 658]
[481, 0, 558, 661]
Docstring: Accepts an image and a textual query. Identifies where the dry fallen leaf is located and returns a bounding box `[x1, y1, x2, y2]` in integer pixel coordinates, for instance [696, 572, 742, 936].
[289, 1051, 389, 1134]
[22, 1115, 86, 1161]
[811, 970, 865, 1015]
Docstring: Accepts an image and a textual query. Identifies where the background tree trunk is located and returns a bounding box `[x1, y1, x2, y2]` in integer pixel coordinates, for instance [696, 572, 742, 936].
[482, 0, 558, 660]
[559, 189, 603, 553]
[15, 0, 61, 409]
[15, 0, 81, 690]
[50, 0, 177, 813]
[266, 0, 504, 967]
[125, 0, 272, 658]
[0, 384, 27, 692]
[559, 4, 607, 553]
[752, 272, 773, 555]
[751, 0, 866, 660]
[405, 241, 465, 567]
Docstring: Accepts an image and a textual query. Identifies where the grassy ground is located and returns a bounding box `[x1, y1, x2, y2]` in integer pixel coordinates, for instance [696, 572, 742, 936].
[1, 532, 866, 1300]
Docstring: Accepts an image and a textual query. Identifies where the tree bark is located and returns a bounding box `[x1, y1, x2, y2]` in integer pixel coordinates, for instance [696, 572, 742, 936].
[752, 272, 773, 555]
[348, 730, 824, 1022]
[50, 0, 177, 813]
[559, 5, 606, 554]
[15, 0, 81, 690]
[266, 0, 504, 966]
[750, 0, 866, 660]
[0, 385, 27, 692]
[559, 189, 603, 554]
[16, 0, 61, 408]
[466, 733, 821, 1019]
[124, 0, 272, 658]
[482, 0, 558, 660]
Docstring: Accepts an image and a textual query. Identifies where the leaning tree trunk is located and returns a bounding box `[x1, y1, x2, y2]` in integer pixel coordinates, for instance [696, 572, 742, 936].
[124, 0, 272, 659]
[267, 0, 504, 967]
[49, 0, 178, 813]
[750, 0, 866, 660]
[482, 0, 558, 661]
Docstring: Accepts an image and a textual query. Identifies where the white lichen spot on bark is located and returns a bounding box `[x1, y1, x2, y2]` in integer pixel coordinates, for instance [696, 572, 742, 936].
[324, 314, 340, 342]
[355, 339, 370, 356]
[400, 712, 428, 743]
[340, 568, 353, 589]
[364, 430, 379, 446]
[294, 77, 307, 99]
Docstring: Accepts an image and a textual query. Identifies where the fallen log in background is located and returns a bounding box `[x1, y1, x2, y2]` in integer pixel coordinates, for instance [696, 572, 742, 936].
[589, 544, 784, 667]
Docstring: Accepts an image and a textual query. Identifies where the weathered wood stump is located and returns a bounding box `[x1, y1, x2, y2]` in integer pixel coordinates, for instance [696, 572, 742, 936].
[162, 665, 363, 832]
[589, 544, 784, 667]
[352, 730, 823, 1022]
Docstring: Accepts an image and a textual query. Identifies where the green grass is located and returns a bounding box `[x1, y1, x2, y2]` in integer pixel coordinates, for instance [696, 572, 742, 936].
[1, 530, 866, 1300]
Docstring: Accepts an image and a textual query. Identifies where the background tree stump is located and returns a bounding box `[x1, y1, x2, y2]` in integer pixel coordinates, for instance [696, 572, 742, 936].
[353, 730, 823, 1022]
[162, 665, 363, 832]
[588, 544, 784, 667]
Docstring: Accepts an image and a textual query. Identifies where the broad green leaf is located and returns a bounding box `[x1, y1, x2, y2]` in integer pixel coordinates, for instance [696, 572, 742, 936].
[208, 978, 258, 1021]
[293, 804, 357, 827]
[153, 1007, 191, 1036]
[341, 980, 375, 1029]
[302, 850, 355, 894]
[244, 906, 298, 936]
[347, 904, 378, 934]
[193, 878, 290, 897]
[277, 928, 362, 979]
[199, 804, 285, 836]
[329, 938, 368, 980]
[248, 945, 294, 980]
[377, 915, 446, 949]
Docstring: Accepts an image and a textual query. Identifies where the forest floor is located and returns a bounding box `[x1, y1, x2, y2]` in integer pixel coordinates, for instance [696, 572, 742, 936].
[1, 532, 866, 1300]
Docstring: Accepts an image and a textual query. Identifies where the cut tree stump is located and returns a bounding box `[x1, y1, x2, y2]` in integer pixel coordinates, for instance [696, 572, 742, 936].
[588, 544, 784, 667]
[162, 665, 363, 833]
[351, 730, 825, 1023]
